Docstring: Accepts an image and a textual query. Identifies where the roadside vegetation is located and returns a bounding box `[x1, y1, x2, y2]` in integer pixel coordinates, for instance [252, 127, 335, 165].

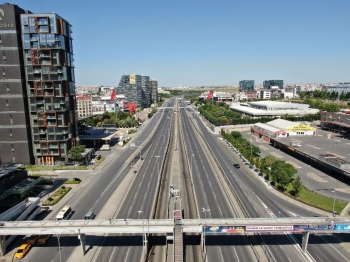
[81, 111, 139, 128]
[222, 130, 347, 213]
[25, 165, 87, 171]
[42, 186, 71, 206]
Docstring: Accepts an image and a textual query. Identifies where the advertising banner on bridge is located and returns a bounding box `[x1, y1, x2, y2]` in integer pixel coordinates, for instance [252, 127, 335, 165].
[293, 224, 334, 232]
[334, 224, 350, 232]
[245, 225, 294, 232]
[203, 226, 245, 234]
[202, 223, 350, 234]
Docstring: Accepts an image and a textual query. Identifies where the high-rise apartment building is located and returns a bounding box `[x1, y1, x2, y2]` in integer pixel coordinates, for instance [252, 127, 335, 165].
[263, 80, 283, 90]
[21, 12, 77, 165]
[117, 74, 151, 108]
[0, 3, 77, 165]
[239, 80, 255, 92]
[150, 79, 158, 104]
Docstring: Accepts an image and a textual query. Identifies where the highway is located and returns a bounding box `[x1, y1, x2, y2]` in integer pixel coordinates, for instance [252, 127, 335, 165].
[7, 97, 350, 262]
[92, 107, 172, 262]
[179, 102, 258, 262]
[189, 104, 350, 262]
[16, 100, 173, 262]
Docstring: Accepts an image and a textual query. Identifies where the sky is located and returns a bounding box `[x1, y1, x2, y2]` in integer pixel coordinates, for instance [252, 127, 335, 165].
[11, 0, 350, 87]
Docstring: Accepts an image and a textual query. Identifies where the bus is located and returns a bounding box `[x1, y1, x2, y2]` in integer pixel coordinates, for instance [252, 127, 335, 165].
[56, 205, 73, 220]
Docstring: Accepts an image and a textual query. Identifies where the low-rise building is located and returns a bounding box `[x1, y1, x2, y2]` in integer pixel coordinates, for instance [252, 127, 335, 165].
[76, 95, 93, 119]
[320, 111, 350, 138]
[257, 90, 271, 99]
[251, 119, 316, 142]
[230, 101, 319, 118]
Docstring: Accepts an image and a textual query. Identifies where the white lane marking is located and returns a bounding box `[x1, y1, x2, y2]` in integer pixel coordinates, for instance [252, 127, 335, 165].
[108, 246, 116, 262]
[318, 235, 350, 262]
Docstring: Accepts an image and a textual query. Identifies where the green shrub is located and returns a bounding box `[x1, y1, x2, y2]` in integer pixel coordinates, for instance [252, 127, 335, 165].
[42, 187, 71, 206]
[64, 180, 81, 184]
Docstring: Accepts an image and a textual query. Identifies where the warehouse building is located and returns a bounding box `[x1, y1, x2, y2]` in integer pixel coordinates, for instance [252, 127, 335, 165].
[251, 119, 316, 142]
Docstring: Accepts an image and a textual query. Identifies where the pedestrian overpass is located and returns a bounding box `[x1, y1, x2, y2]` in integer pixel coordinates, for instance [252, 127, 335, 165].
[1, 217, 349, 258]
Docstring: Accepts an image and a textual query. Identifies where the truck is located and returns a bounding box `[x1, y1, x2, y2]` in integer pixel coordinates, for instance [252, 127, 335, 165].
[290, 142, 301, 147]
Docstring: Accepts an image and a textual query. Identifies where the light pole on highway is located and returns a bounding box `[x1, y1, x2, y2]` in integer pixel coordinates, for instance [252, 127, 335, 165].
[191, 154, 194, 177]
[41, 229, 75, 262]
[202, 207, 210, 261]
[331, 190, 336, 217]
[306, 165, 309, 188]
[155, 155, 161, 177]
[138, 210, 146, 262]
[137, 141, 142, 160]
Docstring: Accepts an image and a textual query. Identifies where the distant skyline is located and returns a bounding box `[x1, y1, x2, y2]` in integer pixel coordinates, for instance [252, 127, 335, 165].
[12, 0, 350, 87]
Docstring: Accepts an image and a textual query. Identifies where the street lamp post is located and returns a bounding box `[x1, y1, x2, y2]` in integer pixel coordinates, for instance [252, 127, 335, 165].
[41, 229, 74, 262]
[267, 167, 271, 181]
[306, 165, 309, 188]
[331, 190, 336, 217]
[137, 141, 142, 160]
[191, 154, 194, 177]
[138, 210, 145, 262]
[155, 156, 160, 177]
[202, 207, 210, 261]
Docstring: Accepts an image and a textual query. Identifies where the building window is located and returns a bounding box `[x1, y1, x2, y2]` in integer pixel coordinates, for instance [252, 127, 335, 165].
[9, 129, 12, 138]
[0, 35, 2, 46]
[6, 99, 9, 108]
[3, 51, 5, 61]
[11, 144, 14, 152]
[10, 114, 13, 124]
[2, 68, 5, 77]
[12, 157, 15, 163]
[6, 84, 9, 93]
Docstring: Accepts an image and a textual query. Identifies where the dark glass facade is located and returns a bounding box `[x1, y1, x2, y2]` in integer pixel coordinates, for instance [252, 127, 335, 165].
[239, 80, 255, 92]
[263, 80, 283, 89]
[117, 74, 151, 108]
[0, 4, 34, 164]
[150, 79, 158, 104]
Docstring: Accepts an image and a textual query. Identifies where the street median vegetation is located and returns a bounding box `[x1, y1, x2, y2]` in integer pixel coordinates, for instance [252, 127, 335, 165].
[42, 186, 71, 206]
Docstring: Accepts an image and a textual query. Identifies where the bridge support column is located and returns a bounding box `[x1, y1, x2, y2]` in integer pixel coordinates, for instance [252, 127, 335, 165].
[78, 233, 86, 255]
[301, 232, 310, 253]
[0, 235, 6, 256]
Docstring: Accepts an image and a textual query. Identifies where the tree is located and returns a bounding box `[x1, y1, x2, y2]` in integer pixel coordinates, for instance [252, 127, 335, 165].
[279, 170, 292, 191]
[68, 145, 86, 162]
[292, 176, 302, 197]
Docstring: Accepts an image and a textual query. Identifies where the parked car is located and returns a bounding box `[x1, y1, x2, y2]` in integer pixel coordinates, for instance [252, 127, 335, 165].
[233, 164, 240, 169]
[13, 244, 31, 259]
[38, 234, 51, 245]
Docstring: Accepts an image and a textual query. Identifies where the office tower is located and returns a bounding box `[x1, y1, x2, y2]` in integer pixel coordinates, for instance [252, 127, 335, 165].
[263, 80, 283, 90]
[0, 4, 34, 164]
[239, 80, 255, 92]
[117, 74, 151, 108]
[150, 79, 158, 104]
[141, 75, 150, 107]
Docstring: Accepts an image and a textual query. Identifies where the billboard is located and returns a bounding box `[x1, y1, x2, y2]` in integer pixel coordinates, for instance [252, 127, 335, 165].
[293, 224, 334, 232]
[246, 225, 294, 232]
[202, 223, 350, 234]
[203, 226, 245, 234]
[130, 74, 136, 84]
